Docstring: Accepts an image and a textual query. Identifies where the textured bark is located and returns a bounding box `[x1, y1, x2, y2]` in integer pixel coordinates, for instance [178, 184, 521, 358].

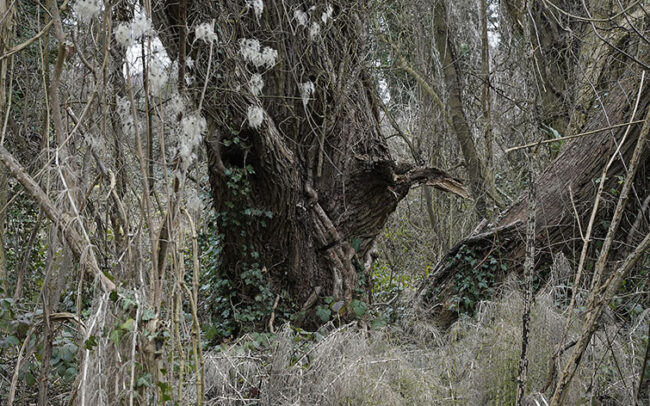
[418, 74, 650, 327]
[417, 0, 650, 328]
[550, 82, 650, 406]
[507, 0, 641, 136]
[480, 0, 494, 174]
[152, 1, 466, 319]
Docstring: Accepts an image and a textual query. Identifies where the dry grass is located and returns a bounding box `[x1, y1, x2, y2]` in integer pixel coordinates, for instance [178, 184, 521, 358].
[195, 284, 646, 405]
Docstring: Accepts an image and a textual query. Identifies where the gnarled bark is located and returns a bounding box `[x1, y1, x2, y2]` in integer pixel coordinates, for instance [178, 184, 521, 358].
[418, 77, 650, 327]
[152, 1, 466, 321]
[417, 0, 650, 327]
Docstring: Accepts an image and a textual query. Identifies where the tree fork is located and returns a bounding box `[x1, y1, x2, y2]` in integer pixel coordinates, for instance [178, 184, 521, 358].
[151, 1, 468, 320]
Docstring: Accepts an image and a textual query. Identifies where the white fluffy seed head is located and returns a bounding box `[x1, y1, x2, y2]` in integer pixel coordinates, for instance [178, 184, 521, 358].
[131, 14, 151, 38]
[309, 22, 321, 40]
[114, 23, 132, 47]
[247, 105, 265, 129]
[74, 0, 102, 23]
[167, 92, 185, 116]
[239, 39, 278, 69]
[186, 189, 203, 212]
[113, 15, 151, 48]
[321, 5, 334, 24]
[148, 60, 168, 96]
[240, 38, 260, 54]
[249, 73, 265, 96]
[260, 47, 278, 68]
[300, 81, 315, 106]
[179, 113, 206, 170]
[181, 114, 207, 145]
[293, 9, 308, 27]
[195, 22, 218, 44]
[245, 0, 264, 19]
[239, 38, 261, 64]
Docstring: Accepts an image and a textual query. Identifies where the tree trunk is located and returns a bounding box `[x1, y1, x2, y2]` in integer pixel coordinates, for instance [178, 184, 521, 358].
[152, 1, 467, 324]
[416, 0, 650, 327]
[433, 0, 504, 217]
[417, 67, 650, 327]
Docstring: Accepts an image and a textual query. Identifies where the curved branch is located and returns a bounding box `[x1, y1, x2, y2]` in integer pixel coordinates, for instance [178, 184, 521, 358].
[0, 145, 116, 292]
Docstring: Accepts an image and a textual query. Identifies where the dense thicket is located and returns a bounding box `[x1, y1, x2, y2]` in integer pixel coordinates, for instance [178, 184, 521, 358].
[0, 0, 648, 404]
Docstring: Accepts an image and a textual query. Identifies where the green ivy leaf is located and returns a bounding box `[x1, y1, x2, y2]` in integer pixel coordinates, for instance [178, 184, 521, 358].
[5, 335, 20, 347]
[137, 373, 152, 388]
[65, 366, 78, 377]
[121, 318, 135, 332]
[61, 343, 77, 362]
[141, 309, 156, 322]
[315, 306, 331, 322]
[350, 300, 367, 318]
[370, 316, 387, 329]
[84, 335, 98, 350]
[25, 372, 35, 386]
[109, 329, 122, 346]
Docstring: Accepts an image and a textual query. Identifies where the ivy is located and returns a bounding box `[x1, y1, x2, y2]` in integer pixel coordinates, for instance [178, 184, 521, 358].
[199, 148, 284, 343]
[449, 245, 502, 315]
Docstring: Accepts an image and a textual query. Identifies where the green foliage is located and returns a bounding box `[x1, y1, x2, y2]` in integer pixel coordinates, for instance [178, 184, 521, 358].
[50, 331, 79, 379]
[350, 299, 368, 318]
[371, 261, 412, 301]
[311, 296, 376, 325]
[0, 297, 81, 397]
[0, 298, 27, 350]
[449, 245, 502, 314]
[315, 305, 331, 323]
[199, 154, 285, 343]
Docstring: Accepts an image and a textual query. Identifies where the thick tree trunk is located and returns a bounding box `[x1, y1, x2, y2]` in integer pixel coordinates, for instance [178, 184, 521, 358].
[416, 0, 650, 328]
[417, 69, 650, 327]
[152, 1, 466, 323]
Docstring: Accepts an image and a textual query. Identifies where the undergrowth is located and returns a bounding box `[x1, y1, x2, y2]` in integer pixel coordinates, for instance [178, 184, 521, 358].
[187, 284, 647, 405]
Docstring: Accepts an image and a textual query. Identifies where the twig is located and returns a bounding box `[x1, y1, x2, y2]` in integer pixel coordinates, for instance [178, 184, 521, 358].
[268, 294, 281, 333]
[183, 208, 204, 405]
[0, 144, 115, 292]
[129, 291, 142, 406]
[505, 120, 645, 153]
[636, 315, 650, 402]
[0, 0, 70, 62]
[517, 165, 536, 405]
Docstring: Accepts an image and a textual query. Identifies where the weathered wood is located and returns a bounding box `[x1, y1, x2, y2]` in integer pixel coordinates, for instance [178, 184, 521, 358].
[151, 1, 467, 321]
[418, 76, 650, 327]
